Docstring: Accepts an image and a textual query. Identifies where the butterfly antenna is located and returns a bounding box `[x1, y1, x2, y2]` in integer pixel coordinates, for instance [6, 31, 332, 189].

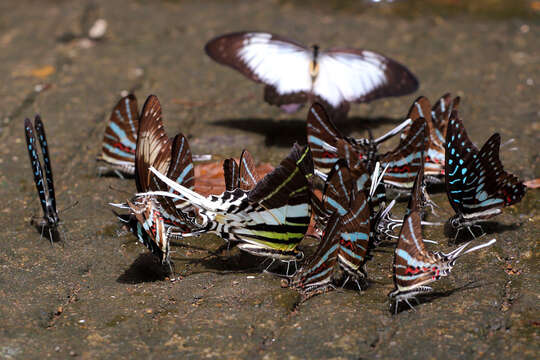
[374, 118, 412, 144]
[58, 200, 79, 214]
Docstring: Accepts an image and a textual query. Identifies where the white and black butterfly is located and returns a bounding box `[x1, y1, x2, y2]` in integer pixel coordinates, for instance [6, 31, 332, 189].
[205, 31, 418, 118]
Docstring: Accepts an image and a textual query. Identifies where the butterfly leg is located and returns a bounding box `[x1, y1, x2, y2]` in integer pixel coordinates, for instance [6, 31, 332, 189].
[404, 298, 416, 312]
[354, 279, 362, 292]
[472, 224, 485, 238]
[342, 276, 350, 289]
[114, 169, 125, 180]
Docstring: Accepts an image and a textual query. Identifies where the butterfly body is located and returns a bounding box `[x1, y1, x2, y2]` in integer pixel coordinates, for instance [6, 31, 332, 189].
[206, 32, 418, 118]
[24, 116, 61, 243]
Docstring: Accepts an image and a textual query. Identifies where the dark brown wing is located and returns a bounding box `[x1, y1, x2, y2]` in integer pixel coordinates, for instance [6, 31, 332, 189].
[223, 158, 239, 191]
[238, 149, 260, 191]
[135, 95, 172, 192]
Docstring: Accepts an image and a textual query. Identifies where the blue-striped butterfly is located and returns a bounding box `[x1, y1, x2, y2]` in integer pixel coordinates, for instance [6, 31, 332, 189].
[97, 94, 139, 177]
[445, 111, 526, 239]
[431, 93, 460, 145]
[206, 32, 418, 119]
[307, 102, 408, 177]
[389, 188, 496, 313]
[24, 116, 61, 243]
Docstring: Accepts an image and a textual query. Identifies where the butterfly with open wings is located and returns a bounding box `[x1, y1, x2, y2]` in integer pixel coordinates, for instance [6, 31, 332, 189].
[206, 32, 418, 119]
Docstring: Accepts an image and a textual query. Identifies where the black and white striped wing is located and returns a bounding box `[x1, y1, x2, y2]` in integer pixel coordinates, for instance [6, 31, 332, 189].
[314, 49, 418, 109]
[205, 32, 312, 99]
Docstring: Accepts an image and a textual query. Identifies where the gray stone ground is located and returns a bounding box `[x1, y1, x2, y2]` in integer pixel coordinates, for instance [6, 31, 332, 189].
[0, 0, 538, 358]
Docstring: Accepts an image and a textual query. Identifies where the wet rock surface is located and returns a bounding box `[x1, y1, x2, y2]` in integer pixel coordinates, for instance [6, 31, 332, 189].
[0, 0, 538, 358]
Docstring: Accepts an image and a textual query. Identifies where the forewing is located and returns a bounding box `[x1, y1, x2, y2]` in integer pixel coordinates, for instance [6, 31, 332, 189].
[380, 118, 427, 189]
[100, 94, 139, 167]
[223, 158, 239, 191]
[238, 149, 260, 191]
[393, 210, 438, 292]
[314, 49, 418, 108]
[34, 116, 57, 214]
[338, 191, 371, 275]
[306, 103, 343, 175]
[323, 160, 354, 216]
[24, 118, 48, 216]
[135, 95, 172, 192]
[292, 212, 340, 292]
[205, 32, 312, 95]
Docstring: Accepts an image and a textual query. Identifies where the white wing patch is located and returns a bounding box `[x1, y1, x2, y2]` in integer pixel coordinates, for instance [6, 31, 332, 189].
[238, 33, 312, 94]
[314, 51, 387, 107]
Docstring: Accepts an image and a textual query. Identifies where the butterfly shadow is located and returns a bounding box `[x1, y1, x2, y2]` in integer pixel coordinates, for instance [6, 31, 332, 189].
[444, 221, 522, 244]
[211, 115, 402, 148]
[117, 253, 170, 284]
[391, 281, 483, 315]
[170, 242, 268, 275]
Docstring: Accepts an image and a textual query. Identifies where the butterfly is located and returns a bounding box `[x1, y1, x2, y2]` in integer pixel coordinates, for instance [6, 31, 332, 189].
[307, 102, 409, 179]
[206, 32, 418, 119]
[24, 116, 61, 243]
[147, 144, 313, 270]
[445, 111, 526, 239]
[389, 186, 496, 313]
[126, 197, 172, 272]
[223, 149, 261, 191]
[292, 167, 372, 297]
[97, 94, 139, 178]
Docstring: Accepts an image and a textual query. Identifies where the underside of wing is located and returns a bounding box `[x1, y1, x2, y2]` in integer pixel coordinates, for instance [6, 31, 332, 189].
[476, 133, 526, 208]
[432, 93, 460, 143]
[338, 191, 371, 275]
[393, 210, 438, 292]
[34, 116, 57, 215]
[223, 158, 239, 191]
[100, 94, 139, 165]
[314, 49, 418, 108]
[238, 149, 260, 191]
[24, 118, 49, 216]
[136, 95, 172, 192]
[306, 103, 345, 174]
[380, 118, 427, 189]
[205, 32, 312, 95]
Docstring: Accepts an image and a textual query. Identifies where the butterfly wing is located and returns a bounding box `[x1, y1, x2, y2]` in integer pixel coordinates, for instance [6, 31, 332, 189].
[128, 199, 169, 264]
[223, 158, 240, 191]
[323, 160, 354, 216]
[338, 191, 371, 277]
[292, 212, 340, 293]
[314, 49, 418, 109]
[24, 118, 49, 218]
[205, 32, 312, 101]
[238, 149, 260, 191]
[306, 103, 345, 175]
[33, 116, 57, 216]
[432, 94, 460, 144]
[380, 118, 427, 189]
[392, 209, 439, 294]
[135, 95, 172, 193]
[99, 94, 139, 173]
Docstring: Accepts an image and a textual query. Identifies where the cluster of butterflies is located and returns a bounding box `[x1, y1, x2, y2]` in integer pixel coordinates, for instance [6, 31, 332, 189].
[23, 31, 527, 313]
